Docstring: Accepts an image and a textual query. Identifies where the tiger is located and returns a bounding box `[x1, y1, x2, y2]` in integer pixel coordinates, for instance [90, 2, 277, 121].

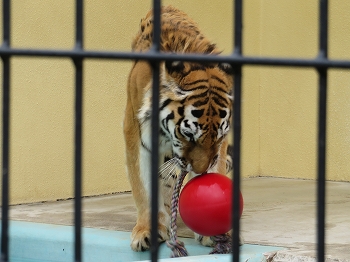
[123, 5, 234, 252]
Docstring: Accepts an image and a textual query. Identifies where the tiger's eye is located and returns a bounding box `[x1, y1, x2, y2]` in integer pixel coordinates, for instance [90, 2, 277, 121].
[191, 109, 204, 118]
[219, 109, 227, 118]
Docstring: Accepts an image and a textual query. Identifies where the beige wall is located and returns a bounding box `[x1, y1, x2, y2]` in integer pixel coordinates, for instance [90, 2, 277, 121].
[251, 1, 350, 181]
[0, 1, 349, 204]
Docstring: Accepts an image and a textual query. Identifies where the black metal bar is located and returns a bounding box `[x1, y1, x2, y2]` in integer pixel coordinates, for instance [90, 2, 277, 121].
[152, 0, 161, 51]
[233, 0, 243, 56]
[232, 67, 242, 262]
[74, 0, 84, 262]
[232, 0, 243, 261]
[74, 59, 83, 262]
[319, 0, 328, 59]
[317, 68, 327, 262]
[1, 56, 10, 262]
[2, 0, 10, 47]
[1, 0, 11, 261]
[1, 48, 350, 69]
[0, 1, 345, 262]
[317, 1, 328, 261]
[76, 0, 84, 50]
[150, 0, 161, 261]
[150, 62, 160, 262]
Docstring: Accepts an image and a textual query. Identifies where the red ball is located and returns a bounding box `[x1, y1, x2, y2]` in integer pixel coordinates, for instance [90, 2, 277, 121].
[179, 173, 243, 236]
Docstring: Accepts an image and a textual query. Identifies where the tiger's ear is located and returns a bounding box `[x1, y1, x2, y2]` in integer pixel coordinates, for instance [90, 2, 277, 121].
[218, 63, 233, 75]
[165, 61, 184, 75]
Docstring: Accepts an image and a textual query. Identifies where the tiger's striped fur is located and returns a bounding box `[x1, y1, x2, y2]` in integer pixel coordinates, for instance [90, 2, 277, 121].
[124, 6, 234, 252]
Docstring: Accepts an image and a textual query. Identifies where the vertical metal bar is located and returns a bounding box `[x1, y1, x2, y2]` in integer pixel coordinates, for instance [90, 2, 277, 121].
[1, 0, 11, 261]
[1, 57, 10, 262]
[232, 67, 242, 262]
[317, 0, 328, 261]
[74, 58, 83, 262]
[150, 1, 161, 261]
[233, 0, 243, 56]
[319, 0, 328, 59]
[232, 0, 243, 261]
[2, 0, 10, 48]
[75, 0, 83, 50]
[150, 62, 160, 262]
[317, 68, 327, 262]
[74, 0, 84, 262]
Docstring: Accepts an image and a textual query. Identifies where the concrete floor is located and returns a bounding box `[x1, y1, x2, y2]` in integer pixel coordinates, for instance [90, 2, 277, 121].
[8, 177, 350, 261]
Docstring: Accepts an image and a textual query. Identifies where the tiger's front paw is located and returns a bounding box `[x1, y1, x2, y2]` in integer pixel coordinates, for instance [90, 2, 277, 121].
[131, 223, 169, 251]
[195, 233, 215, 247]
[131, 224, 151, 251]
[195, 233, 244, 247]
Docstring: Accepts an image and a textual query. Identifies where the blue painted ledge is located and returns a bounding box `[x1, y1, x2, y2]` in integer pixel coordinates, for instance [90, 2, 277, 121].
[0, 221, 282, 261]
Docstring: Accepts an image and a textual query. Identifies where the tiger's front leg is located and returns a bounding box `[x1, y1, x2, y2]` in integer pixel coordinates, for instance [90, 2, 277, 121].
[191, 139, 244, 247]
[124, 114, 170, 251]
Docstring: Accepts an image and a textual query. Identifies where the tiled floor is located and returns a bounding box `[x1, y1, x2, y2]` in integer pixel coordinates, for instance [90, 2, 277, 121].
[8, 177, 350, 261]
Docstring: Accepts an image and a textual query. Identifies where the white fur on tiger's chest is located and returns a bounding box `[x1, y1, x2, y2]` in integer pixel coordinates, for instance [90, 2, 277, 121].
[138, 99, 173, 202]
[138, 88, 173, 156]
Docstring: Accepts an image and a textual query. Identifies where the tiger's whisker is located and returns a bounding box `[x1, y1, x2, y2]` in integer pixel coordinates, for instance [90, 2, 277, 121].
[159, 157, 179, 184]
[159, 158, 177, 176]
[162, 165, 178, 182]
[163, 166, 178, 185]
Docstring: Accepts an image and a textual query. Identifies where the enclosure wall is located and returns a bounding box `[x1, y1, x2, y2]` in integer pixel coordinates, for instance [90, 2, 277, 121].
[0, 0, 349, 204]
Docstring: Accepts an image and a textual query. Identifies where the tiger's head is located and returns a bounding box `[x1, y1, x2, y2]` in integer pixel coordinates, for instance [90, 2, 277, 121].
[160, 61, 234, 174]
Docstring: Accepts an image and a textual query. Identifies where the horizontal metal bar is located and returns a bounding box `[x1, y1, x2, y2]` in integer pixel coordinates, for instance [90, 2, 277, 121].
[1, 47, 350, 69]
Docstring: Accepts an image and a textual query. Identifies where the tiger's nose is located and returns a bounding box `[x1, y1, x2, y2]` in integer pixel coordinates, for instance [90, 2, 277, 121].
[188, 148, 211, 174]
[191, 161, 210, 174]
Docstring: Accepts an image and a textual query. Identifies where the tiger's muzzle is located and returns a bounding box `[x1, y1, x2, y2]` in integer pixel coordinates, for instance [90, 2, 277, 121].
[186, 144, 216, 174]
